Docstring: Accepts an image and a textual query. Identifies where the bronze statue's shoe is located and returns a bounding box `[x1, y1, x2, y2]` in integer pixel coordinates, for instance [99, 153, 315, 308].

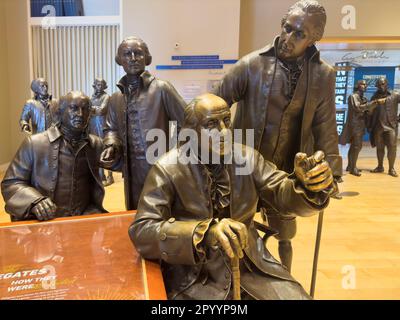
[371, 166, 384, 173]
[336, 177, 344, 183]
[349, 168, 361, 177]
[388, 169, 398, 177]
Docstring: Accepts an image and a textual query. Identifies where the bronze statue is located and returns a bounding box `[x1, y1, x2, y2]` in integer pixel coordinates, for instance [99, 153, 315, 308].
[340, 80, 380, 176]
[100, 36, 186, 210]
[129, 93, 336, 300]
[20, 78, 57, 134]
[1, 91, 107, 222]
[213, 0, 342, 271]
[368, 77, 400, 177]
[89, 78, 114, 187]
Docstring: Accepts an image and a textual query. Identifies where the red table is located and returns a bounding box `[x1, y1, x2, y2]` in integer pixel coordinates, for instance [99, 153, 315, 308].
[0, 212, 166, 300]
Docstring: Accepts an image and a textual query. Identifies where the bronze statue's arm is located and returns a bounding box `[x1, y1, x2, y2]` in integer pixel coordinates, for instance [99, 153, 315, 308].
[103, 95, 122, 148]
[251, 149, 330, 218]
[363, 100, 379, 114]
[129, 164, 210, 265]
[1, 137, 46, 220]
[20, 102, 32, 132]
[212, 57, 249, 107]
[349, 95, 373, 113]
[311, 71, 342, 178]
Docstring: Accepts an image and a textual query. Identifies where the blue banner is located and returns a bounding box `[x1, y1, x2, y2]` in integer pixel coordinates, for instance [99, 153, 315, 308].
[354, 66, 396, 100]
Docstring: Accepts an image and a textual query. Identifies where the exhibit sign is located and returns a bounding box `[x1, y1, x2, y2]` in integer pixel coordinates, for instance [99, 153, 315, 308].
[336, 109, 347, 136]
[354, 66, 397, 100]
[334, 62, 357, 106]
[0, 214, 165, 300]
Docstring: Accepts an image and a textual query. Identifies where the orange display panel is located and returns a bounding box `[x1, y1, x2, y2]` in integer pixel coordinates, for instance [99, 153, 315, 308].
[0, 213, 166, 300]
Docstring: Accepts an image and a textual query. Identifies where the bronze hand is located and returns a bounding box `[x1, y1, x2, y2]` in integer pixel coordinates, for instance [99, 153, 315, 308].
[31, 198, 57, 221]
[295, 151, 334, 192]
[205, 218, 248, 259]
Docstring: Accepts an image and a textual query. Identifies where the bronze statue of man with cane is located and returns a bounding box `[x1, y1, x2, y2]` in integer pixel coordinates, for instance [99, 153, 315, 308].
[213, 0, 342, 271]
[129, 93, 335, 300]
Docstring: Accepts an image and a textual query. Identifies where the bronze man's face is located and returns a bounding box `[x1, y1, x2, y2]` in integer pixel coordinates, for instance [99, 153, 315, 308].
[357, 81, 367, 92]
[61, 98, 91, 131]
[377, 79, 388, 94]
[36, 80, 49, 97]
[118, 40, 147, 76]
[196, 96, 232, 158]
[93, 81, 105, 93]
[278, 11, 315, 62]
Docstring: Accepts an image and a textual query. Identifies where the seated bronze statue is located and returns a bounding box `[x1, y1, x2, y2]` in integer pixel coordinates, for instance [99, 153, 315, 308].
[1, 91, 107, 222]
[129, 93, 336, 300]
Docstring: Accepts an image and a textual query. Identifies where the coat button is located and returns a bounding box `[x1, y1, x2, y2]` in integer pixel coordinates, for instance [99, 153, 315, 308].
[168, 218, 176, 223]
[161, 252, 168, 259]
[160, 233, 167, 241]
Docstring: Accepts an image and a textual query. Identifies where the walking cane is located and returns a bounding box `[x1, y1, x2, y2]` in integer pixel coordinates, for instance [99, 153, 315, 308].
[310, 210, 324, 298]
[231, 257, 241, 300]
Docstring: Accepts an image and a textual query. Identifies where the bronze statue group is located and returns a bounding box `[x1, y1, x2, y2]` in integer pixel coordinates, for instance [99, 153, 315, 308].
[1, 0, 399, 300]
[340, 78, 399, 177]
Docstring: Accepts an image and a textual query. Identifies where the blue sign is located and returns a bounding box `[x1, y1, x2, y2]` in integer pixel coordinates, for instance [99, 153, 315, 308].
[156, 65, 223, 70]
[157, 55, 237, 70]
[172, 55, 219, 61]
[354, 66, 396, 100]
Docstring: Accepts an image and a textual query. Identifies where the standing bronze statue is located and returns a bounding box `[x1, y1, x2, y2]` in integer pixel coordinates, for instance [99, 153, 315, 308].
[130, 94, 336, 300]
[368, 77, 400, 177]
[20, 78, 57, 134]
[89, 78, 114, 187]
[1, 91, 107, 222]
[213, 0, 342, 271]
[340, 80, 380, 176]
[100, 36, 186, 210]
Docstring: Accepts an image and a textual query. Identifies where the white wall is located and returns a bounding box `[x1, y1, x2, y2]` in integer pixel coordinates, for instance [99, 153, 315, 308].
[4, 0, 31, 161]
[240, 0, 400, 56]
[121, 0, 241, 101]
[82, 0, 120, 16]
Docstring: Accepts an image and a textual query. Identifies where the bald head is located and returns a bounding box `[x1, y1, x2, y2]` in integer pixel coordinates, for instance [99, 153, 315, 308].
[184, 94, 230, 129]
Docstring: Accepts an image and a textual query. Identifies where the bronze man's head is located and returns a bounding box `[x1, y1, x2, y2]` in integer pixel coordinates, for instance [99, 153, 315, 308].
[58, 91, 92, 132]
[375, 77, 388, 94]
[183, 93, 232, 158]
[355, 80, 367, 93]
[278, 0, 326, 61]
[115, 36, 152, 76]
[92, 78, 108, 93]
[31, 78, 49, 98]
